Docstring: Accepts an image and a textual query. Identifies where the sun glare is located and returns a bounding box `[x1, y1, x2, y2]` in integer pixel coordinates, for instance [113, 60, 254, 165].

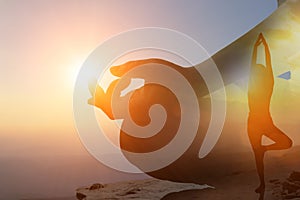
[67, 56, 86, 89]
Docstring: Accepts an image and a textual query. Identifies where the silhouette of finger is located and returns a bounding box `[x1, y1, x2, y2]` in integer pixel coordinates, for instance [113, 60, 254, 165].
[110, 61, 140, 77]
[88, 84, 105, 108]
[255, 36, 263, 46]
[261, 37, 267, 45]
[256, 40, 263, 46]
[87, 97, 95, 106]
[110, 59, 156, 77]
[260, 33, 267, 43]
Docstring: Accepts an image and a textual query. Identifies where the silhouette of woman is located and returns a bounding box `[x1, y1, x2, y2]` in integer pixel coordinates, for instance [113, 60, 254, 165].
[248, 33, 293, 194]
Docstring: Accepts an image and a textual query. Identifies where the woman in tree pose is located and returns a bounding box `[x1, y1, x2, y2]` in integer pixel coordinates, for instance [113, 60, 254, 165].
[248, 33, 292, 193]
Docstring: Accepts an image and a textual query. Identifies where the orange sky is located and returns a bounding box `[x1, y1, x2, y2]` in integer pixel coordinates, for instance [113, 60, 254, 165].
[0, 0, 279, 158]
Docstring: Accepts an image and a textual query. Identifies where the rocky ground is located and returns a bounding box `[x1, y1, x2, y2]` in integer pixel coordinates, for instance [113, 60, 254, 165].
[76, 179, 209, 200]
[75, 146, 300, 200]
[75, 172, 300, 200]
[270, 171, 300, 200]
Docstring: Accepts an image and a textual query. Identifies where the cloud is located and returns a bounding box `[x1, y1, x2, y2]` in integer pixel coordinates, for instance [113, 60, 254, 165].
[266, 29, 292, 40]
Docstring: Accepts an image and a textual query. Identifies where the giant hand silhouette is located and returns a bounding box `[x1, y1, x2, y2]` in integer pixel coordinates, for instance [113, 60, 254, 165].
[89, 58, 211, 155]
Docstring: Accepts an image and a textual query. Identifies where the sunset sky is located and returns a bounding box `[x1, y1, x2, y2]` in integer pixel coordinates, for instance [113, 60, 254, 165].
[222, 1, 300, 139]
[0, 0, 278, 158]
[7, 0, 300, 198]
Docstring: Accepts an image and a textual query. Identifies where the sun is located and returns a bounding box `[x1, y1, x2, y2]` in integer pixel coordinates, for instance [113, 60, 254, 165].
[67, 56, 87, 89]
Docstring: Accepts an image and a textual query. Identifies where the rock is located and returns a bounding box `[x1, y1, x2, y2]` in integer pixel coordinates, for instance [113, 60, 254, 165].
[282, 181, 300, 194]
[284, 194, 300, 199]
[270, 172, 300, 199]
[75, 178, 207, 199]
[76, 192, 86, 200]
[288, 172, 300, 182]
[270, 179, 280, 184]
[89, 183, 105, 190]
[120, 188, 141, 196]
